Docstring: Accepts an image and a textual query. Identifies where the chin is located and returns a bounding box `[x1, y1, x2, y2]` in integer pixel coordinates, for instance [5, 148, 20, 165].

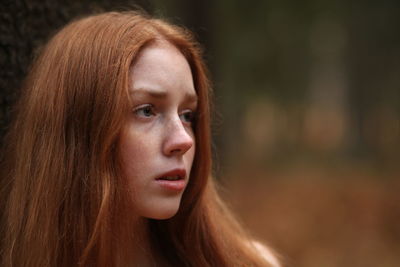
[143, 199, 182, 220]
[150, 210, 179, 220]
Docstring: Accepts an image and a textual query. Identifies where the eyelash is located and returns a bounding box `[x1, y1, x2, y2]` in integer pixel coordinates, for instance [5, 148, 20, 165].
[133, 104, 196, 124]
[134, 104, 156, 118]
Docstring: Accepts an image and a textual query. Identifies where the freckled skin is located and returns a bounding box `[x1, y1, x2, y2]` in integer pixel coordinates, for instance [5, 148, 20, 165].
[119, 41, 196, 220]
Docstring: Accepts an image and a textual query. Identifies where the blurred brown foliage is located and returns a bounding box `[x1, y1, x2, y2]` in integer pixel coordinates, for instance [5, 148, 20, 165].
[225, 165, 400, 267]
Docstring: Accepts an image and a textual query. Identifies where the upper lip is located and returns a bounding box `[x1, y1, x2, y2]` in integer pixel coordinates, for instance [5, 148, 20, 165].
[155, 168, 186, 180]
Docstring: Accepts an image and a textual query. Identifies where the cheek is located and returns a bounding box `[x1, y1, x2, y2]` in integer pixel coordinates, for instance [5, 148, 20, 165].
[119, 131, 151, 176]
[186, 143, 196, 169]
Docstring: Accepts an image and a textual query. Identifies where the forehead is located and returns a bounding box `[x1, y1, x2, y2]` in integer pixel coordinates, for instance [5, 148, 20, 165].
[132, 40, 188, 70]
[130, 41, 195, 96]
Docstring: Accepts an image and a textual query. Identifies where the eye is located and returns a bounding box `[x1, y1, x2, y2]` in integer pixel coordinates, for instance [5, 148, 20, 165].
[134, 104, 155, 118]
[180, 110, 196, 125]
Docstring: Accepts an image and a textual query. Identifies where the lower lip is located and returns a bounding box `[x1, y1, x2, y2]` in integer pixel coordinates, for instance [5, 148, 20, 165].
[155, 179, 186, 191]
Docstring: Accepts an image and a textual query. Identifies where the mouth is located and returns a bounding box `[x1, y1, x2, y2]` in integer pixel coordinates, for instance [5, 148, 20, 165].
[155, 169, 186, 181]
[155, 169, 187, 191]
[157, 176, 182, 181]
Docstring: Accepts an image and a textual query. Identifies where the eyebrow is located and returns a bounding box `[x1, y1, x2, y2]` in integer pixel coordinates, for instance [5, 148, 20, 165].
[130, 88, 198, 103]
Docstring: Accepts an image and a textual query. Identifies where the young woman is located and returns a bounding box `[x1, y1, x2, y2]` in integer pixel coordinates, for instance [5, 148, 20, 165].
[0, 11, 280, 267]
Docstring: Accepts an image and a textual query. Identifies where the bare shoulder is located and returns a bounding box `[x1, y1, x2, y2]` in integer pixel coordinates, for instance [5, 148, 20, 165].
[251, 240, 281, 267]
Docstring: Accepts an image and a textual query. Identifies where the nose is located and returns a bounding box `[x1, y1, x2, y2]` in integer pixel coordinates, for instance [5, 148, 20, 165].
[163, 117, 194, 157]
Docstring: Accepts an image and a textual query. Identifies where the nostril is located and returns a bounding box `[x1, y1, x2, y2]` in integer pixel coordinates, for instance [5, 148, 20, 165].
[168, 137, 193, 155]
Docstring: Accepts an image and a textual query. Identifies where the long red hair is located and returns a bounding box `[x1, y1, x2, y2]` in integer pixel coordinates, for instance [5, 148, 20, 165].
[0, 11, 275, 266]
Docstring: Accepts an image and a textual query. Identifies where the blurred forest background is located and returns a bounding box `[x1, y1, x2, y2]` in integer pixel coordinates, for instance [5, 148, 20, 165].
[1, 0, 399, 266]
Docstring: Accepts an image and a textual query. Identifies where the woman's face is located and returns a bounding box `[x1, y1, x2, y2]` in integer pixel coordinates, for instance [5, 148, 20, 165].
[120, 41, 197, 220]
